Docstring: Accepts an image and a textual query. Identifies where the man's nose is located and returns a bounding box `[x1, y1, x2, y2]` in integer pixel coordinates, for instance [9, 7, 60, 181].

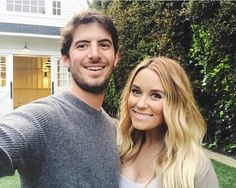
[88, 44, 101, 62]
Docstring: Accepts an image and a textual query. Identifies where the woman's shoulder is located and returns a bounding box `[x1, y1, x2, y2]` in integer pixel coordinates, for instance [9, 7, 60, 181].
[194, 153, 219, 188]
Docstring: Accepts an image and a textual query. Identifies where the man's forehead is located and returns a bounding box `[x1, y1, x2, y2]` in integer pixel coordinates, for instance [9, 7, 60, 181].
[73, 23, 112, 41]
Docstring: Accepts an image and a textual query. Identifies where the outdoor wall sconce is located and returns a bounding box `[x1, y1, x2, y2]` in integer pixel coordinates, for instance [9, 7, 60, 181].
[22, 41, 31, 53]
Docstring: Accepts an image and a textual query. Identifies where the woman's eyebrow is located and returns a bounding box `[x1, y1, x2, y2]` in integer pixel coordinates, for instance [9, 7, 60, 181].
[131, 84, 140, 89]
[151, 89, 165, 94]
[132, 84, 164, 94]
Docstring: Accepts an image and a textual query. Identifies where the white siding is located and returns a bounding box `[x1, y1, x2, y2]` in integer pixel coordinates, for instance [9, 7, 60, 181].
[0, 0, 89, 27]
[0, 0, 89, 113]
[0, 36, 60, 56]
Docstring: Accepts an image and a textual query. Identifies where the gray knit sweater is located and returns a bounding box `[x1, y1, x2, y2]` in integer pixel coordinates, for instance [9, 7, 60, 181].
[0, 91, 120, 188]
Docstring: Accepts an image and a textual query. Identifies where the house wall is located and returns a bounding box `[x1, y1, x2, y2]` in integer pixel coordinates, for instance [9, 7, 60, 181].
[0, 0, 85, 115]
[0, 35, 60, 56]
[0, 0, 88, 27]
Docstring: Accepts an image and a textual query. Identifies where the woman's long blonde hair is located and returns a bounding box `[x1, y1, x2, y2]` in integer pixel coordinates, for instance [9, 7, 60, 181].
[119, 56, 207, 188]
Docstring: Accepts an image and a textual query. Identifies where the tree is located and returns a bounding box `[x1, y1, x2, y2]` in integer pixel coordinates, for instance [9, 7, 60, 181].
[89, 0, 236, 158]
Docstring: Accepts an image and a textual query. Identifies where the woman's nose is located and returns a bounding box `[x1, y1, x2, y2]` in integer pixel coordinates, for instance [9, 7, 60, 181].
[136, 96, 148, 109]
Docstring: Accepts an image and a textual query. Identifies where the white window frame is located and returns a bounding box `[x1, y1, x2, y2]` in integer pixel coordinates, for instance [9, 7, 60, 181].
[57, 59, 70, 88]
[6, 0, 45, 14]
[0, 57, 6, 88]
[52, 0, 61, 16]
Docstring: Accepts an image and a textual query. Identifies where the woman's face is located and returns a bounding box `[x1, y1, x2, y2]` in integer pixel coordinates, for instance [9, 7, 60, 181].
[128, 68, 165, 131]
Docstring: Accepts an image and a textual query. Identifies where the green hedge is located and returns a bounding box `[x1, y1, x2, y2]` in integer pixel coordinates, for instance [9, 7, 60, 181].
[90, 0, 236, 158]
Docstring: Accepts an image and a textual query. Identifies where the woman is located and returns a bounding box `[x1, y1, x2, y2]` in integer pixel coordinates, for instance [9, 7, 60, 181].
[118, 56, 219, 188]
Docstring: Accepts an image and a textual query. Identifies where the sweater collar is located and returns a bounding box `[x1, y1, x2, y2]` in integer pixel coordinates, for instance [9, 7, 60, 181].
[59, 90, 104, 116]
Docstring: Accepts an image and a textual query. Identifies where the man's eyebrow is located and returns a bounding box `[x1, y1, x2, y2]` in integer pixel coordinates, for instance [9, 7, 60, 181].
[74, 40, 89, 46]
[98, 39, 113, 44]
[73, 39, 112, 46]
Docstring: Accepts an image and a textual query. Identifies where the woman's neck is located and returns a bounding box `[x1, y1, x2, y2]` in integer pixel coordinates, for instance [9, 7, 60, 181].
[144, 126, 165, 147]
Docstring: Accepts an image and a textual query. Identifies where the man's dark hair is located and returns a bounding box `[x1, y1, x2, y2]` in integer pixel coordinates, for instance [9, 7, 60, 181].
[60, 9, 119, 56]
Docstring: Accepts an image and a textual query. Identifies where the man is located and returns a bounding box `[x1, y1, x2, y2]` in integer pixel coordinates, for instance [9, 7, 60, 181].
[0, 9, 120, 188]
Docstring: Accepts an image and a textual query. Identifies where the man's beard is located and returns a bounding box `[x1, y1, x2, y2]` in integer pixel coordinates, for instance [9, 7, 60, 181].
[71, 72, 110, 94]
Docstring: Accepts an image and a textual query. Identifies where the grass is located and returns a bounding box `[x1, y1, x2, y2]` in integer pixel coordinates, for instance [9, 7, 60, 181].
[0, 172, 20, 188]
[0, 160, 235, 188]
[212, 160, 236, 188]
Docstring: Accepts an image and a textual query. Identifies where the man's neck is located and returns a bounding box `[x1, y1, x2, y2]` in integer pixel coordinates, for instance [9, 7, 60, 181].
[70, 85, 105, 111]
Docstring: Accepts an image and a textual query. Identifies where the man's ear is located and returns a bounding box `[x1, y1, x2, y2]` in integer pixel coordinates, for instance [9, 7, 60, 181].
[62, 55, 70, 68]
[114, 51, 120, 68]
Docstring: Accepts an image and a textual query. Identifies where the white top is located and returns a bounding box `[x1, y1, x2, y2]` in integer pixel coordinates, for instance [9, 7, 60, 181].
[119, 175, 160, 188]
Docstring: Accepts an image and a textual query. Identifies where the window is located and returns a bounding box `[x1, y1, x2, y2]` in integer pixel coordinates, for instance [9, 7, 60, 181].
[57, 60, 70, 87]
[53, 1, 61, 15]
[6, 0, 45, 14]
[0, 57, 6, 87]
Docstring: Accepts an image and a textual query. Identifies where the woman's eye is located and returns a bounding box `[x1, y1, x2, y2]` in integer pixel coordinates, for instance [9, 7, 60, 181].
[131, 88, 141, 96]
[151, 93, 162, 100]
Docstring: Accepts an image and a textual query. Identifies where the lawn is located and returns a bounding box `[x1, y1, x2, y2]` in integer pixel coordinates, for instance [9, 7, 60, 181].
[0, 160, 235, 188]
[212, 160, 236, 188]
[0, 172, 19, 188]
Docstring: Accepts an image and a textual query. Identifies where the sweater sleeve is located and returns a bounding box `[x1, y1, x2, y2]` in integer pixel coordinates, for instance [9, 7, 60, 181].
[0, 146, 14, 176]
[194, 158, 219, 188]
[0, 102, 54, 177]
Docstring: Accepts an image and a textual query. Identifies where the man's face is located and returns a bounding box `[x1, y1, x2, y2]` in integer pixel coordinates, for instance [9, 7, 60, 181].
[63, 22, 119, 94]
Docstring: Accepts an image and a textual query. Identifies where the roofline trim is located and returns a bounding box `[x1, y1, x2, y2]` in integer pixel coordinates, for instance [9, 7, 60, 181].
[0, 32, 60, 39]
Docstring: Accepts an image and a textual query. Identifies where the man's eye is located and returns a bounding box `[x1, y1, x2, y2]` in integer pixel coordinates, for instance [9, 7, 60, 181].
[131, 88, 141, 96]
[151, 93, 162, 100]
[77, 43, 87, 50]
[100, 42, 110, 49]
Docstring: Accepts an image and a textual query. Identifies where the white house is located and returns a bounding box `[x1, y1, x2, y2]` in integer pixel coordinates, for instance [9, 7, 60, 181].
[0, 0, 88, 116]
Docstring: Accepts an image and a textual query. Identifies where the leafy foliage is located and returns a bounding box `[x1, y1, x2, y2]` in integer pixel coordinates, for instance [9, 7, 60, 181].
[188, 1, 236, 157]
[89, 0, 236, 158]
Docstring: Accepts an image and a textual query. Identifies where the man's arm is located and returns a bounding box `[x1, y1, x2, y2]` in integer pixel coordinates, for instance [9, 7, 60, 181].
[0, 146, 14, 177]
[0, 104, 51, 177]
